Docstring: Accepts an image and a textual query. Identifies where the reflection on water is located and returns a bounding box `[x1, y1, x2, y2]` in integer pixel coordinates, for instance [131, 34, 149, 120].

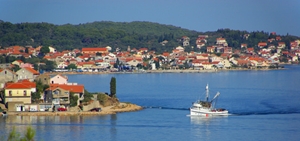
[190, 115, 229, 140]
[0, 115, 118, 141]
[110, 114, 117, 141]
[190, 115, 228, 125]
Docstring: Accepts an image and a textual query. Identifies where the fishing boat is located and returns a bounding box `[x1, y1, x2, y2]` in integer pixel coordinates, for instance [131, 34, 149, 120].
[190, 84, 229, 116]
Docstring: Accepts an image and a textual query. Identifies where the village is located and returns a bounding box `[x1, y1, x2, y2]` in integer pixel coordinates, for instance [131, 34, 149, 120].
[0, 33, 300, 114]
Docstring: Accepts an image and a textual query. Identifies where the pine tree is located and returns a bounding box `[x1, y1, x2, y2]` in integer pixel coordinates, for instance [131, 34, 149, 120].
[110, 77, 116, 98]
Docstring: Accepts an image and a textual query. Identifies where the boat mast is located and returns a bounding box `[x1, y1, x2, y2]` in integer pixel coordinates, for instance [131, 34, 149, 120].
[205, 84, 209, 101]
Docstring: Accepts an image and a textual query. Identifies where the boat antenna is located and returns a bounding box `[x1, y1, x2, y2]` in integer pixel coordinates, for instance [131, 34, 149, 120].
[205, 84, 209, 101]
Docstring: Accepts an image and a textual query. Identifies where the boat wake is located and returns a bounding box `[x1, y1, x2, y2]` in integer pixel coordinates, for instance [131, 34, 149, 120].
[143, 106, 189, 111]
[230, 110, 300, 116]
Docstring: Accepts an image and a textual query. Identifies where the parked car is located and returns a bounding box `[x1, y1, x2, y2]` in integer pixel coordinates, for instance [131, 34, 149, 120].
[57, 107, 67, 111]
[89, 108, 101, 112]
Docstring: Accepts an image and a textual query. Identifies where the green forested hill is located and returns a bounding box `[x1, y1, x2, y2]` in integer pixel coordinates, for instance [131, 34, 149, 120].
[0, 20, 298, 53]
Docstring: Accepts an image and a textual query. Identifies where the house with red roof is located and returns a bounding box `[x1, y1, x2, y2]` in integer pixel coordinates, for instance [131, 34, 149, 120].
[241, 44, 247, 48]
[196, 53, 209, 60]
[295, 50, 300, 57]
[82, 47, 108, 54]
[290, 41, 299, 50]
[247, 48, 254, 54]
[196, 37, 206, 48]
[277, 42, 285, 49]
[0, 49, 10, 55]
[162, 52, 170, 58]
[202, 62, 214, 70]
[224, 47, 233, 54]
[191, 59, 204, 68]
[258, 42, 267, 48]
[276, 36, 282, 41]
[126, 57, 143, 67]
[216, 38, 227, 46]
[248, 57, 269, 67]
[16, 67, 40, 82]
[236, 59, 251, 67]
[45, 84, 85, 107]
[4, 79, 37, 111]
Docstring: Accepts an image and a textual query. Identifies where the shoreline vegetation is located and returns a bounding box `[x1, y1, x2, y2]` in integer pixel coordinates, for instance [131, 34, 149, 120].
[2, 103, 143, 116]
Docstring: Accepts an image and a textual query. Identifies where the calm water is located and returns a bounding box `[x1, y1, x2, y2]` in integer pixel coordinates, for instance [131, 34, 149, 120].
[1, 65, 300, 141]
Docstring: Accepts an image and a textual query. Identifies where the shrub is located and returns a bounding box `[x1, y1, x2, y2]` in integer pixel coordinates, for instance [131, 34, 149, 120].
[97, 93, 108, 105]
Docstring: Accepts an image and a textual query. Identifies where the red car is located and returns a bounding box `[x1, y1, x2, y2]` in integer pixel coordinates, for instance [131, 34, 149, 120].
[57, 107, 67, 111]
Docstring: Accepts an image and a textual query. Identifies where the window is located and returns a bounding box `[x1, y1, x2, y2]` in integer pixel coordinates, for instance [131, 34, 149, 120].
[23, 90, 27, 96]
[9, 91, 12, 96]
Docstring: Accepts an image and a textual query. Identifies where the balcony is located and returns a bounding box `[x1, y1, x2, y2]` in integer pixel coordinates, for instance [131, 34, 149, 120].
[53, 94, 69, 98]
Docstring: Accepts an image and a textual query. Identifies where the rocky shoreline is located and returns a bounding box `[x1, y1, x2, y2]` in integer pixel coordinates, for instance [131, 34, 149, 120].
[2, 103, 143, 116]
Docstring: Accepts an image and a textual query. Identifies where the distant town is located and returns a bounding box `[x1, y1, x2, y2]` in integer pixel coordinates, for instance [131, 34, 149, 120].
[0, 32, 299, 113]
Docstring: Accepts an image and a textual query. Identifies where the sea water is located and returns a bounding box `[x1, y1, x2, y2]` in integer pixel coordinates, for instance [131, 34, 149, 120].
[1, 65, 300, 141]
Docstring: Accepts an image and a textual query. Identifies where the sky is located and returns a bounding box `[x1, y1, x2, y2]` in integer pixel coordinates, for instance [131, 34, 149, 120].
[0, 0, 300, 36]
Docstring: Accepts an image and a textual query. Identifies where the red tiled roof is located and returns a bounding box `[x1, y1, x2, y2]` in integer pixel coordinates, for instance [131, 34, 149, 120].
[5, 83, 30, 89]
[162, 52, 170, 57]
[258, 42, 267, 46]
[247, 48, 254, 51]
[24, 67, 39, 75]
[18, 79, 36, 88]
[217, 38, 225, 40]
[49, 84, 84, 93]
[237, 60, 249, 65]
[82, 48, 107, 52]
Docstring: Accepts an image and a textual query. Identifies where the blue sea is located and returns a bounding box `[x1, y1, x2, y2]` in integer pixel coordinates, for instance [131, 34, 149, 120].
[1, 65, 300, 141]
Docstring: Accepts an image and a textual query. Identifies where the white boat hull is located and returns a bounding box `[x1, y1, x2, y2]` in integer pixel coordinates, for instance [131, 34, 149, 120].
[190, 108, 229, 116]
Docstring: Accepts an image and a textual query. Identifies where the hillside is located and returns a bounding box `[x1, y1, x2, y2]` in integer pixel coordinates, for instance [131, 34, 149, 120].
[0, 20, 299, 53]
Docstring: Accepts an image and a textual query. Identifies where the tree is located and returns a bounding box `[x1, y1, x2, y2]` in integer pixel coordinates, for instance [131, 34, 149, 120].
[0, 89, 5, 104]
[31, 92, 41, 103]
[110, 77, 116, 97]
[33, 80, 49, 103]
[114, 58, 120, 68]
[82, 89, 93, 103]
[66, 64, 77, 70]
[69, 92, 79, 107]
[20, 56, 26, 62]
[11, 64, 21, 72]
[39, 46, 50, 56]
[25, 47, 29, 54]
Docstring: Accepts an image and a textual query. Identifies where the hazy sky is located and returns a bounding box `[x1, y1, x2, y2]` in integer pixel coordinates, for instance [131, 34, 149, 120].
[0, 0, 299, 36]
